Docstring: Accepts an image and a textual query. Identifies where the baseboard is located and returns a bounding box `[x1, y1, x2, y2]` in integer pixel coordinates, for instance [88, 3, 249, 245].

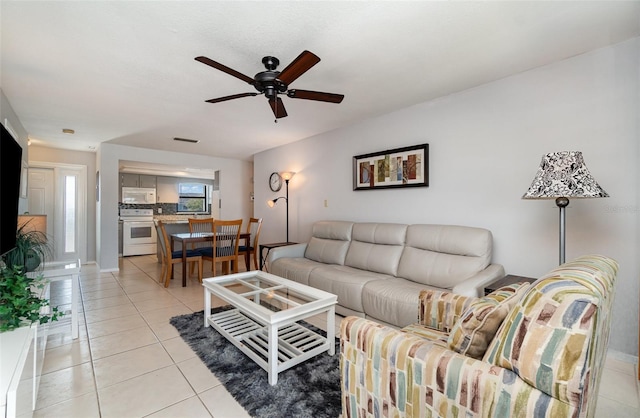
[607, 348, 638, 365]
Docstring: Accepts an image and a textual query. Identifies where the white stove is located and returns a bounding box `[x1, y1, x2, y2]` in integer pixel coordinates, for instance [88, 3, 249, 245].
[120, 209, 157, 256]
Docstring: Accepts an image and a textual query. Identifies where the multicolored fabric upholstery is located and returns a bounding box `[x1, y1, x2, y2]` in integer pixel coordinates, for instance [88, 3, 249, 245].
[340, 255, 618, 418]
[417, 289, 475, 333]
[448, 282, 531, 359]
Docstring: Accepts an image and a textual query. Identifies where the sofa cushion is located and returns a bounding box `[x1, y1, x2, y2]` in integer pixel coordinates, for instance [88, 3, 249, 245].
[362, 278, 438, 328]
[447, 282, 530, 359]
[308, 264, 391, 313]
[304, 221, 353, 265]
[269, 257, 324, 286]
[344, 223, 407, 276]
[397, 224, 492, 288]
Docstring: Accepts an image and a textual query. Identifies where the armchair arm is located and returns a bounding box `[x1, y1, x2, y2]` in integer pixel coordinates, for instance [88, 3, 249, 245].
[451, 263, 506, 297]
[418, 289, 476, 332]
[266, 243, 308, 265]
[340, 317, 573, 418]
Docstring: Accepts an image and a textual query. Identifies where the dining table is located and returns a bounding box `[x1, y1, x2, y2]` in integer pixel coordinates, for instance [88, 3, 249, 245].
[170, 231, 250, 286]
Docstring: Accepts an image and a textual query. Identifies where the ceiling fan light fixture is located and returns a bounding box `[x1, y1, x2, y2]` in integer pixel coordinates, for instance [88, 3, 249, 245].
[173, 137, 200, 144]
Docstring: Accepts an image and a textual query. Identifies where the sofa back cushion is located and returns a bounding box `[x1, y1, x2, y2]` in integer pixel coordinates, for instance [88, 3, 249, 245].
[483, 255, 618, 410]
[344, 223, 407, 276]
[397, 224, 493, 288]
[304, 221, 354, 265]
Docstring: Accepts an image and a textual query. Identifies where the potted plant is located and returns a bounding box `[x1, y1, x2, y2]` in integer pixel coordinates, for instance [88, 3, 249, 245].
[3, 220, 51, 272]
[0, 265, 63, 332]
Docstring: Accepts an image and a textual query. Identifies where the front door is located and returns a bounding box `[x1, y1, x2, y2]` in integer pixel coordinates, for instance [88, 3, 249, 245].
[28, 163, 87, 263]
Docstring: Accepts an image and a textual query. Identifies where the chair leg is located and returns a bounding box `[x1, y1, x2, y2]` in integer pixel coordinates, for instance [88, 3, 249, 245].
[198, 259, 203, 283]
[252, 250, 259, 271]
[232, 257, 238, 274]
[244, 252, 250, 271]
[165, 263, 173, 288]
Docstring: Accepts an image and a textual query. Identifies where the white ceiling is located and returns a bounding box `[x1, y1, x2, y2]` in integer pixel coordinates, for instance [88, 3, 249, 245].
[2, 1, 639, 161]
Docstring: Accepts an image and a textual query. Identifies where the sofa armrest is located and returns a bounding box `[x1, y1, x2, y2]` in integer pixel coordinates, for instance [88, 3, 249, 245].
[266, 243, 308, 265]
[417, 289, 476, 332]
[340, 317, 573, 418]
[451, 263, 506, 297]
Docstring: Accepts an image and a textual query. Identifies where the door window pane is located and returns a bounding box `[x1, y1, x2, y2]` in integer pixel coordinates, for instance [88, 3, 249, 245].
[65, 175, 76, 253]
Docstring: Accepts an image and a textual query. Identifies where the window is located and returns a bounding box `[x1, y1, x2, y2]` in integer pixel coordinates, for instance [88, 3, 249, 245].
[177, 182, 208, 213]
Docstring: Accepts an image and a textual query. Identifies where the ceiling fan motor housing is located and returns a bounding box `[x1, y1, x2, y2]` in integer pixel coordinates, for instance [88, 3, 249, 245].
[254, 70, 287, 98]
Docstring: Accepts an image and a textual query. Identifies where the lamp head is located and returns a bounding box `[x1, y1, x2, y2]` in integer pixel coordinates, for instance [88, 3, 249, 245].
[267, 196, 287, 208]
[279, 171, 295, 181]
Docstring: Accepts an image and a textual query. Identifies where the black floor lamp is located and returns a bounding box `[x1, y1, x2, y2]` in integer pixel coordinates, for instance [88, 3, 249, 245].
[267, 171, 295, 243]
[523, 151, 608, 265]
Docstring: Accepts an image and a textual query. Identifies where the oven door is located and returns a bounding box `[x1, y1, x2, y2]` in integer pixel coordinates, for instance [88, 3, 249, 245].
[122, 221, 157, 256]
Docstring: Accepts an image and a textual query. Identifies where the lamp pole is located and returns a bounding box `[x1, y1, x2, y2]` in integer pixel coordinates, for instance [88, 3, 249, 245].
[556, 197, 569, 265]
[285, 178, 289, 243]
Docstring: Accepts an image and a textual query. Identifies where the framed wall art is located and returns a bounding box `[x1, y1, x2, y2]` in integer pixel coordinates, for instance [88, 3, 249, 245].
[353, 143, 429, 191]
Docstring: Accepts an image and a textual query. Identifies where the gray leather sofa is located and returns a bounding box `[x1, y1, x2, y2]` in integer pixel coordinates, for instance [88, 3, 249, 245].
[267, 221, 505, 328]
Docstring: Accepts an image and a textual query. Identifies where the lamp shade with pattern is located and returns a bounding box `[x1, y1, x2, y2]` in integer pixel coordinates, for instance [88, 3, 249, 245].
[522, 151, 608, 199]
[523, 151, 608, 265]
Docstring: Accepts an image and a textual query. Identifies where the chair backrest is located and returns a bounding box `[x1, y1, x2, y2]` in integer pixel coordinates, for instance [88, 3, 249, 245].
[188, 217, 214, 233]
[212, 219, 243, 259]
[189, 218, 214, 249]
[247, 218, 263, 249]
[483, 255, 618, 417]
[155, 220, 169, 261]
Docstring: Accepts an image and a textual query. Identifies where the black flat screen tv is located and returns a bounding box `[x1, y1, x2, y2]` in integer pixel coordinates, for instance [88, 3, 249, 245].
[0, 122, 23, 256]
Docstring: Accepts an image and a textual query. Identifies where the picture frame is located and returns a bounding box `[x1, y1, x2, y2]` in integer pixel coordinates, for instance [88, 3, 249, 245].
[353, 143, 429, 190]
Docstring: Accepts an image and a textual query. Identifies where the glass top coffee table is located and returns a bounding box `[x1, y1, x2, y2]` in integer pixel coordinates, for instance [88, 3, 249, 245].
[202, 271, 338, 385]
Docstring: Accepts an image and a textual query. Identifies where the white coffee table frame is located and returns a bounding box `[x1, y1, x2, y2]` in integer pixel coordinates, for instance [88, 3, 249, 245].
[202, 271, 337, 385]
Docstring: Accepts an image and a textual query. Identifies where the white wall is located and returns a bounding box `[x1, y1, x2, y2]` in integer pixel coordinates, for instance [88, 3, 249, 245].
[255, 38, 640, 357]
[98, 143, 253, 271]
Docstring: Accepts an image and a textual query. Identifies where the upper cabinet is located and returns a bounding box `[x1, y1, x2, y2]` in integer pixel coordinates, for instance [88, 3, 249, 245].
[156, 176, 179, 203]
[120, 173, 157, 188]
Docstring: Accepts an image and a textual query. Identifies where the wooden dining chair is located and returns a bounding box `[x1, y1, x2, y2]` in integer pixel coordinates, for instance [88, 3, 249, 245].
[238, 218, 263, 271]
[188, 217, 214, 274]
[156, 220, 204, 287]
[197, 219, 243, 276]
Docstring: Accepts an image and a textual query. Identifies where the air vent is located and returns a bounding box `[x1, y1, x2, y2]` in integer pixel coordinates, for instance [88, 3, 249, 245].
[173, 137, 200, 144]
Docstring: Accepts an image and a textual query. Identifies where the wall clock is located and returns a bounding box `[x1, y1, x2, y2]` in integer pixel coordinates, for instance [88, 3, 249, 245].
[269, 172, 283, 192]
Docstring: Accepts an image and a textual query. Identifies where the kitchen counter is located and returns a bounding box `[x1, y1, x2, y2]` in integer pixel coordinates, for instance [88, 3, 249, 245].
[154, 215, 213, 224]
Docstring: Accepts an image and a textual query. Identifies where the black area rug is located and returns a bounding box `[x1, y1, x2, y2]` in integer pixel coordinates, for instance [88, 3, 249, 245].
[170, 308, 341, 418]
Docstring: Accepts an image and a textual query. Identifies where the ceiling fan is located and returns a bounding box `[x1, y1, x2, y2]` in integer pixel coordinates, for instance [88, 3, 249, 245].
[195, 50, 344, 120]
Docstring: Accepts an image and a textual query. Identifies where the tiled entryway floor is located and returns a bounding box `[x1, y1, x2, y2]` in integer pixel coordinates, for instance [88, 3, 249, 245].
[34, 255, 639, 417]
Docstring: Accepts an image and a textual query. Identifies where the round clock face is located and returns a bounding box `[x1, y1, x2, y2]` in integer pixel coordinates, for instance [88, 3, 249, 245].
[269, 172, 283, 192]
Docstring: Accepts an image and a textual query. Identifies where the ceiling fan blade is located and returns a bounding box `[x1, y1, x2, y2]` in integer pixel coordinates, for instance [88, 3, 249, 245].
[278, 51, 321, 85]
[205, 92, 258, 103]
[195, 56, 255, 85]
[287, 89, 344, 103]
[268, 97, 288, 119]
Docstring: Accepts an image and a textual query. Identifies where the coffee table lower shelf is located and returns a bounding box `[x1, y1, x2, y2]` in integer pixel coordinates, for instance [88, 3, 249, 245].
[206, 308, 330, 384]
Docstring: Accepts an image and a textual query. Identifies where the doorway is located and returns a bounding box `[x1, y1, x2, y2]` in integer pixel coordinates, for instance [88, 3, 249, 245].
[28, 163, 87, 263]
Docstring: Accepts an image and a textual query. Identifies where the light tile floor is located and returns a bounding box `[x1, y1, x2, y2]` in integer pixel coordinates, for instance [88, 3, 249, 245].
[34, 255, 639, 417]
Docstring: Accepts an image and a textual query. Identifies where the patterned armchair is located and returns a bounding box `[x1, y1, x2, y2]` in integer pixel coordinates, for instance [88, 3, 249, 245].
[340, 255, 618, 418]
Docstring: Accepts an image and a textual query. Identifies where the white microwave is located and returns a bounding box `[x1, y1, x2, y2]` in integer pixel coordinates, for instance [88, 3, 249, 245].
[122, 187, 157, 204]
